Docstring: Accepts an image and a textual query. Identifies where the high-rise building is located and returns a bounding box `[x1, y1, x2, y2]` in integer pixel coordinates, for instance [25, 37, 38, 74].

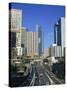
[9, 9, 22, 32]
[54, 17, 65, 57]
[9, 9, 22, 57]
[34, 30, 39, 56]
[35, 25, 43, 56]
[21, 27, 27, 55]
[27, 31, 34, 57]
[26, 25, 43, 58]
[54, 17, 65, 47]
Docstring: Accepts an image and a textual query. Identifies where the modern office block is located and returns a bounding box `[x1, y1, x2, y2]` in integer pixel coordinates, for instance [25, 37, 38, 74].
[35, 25, 43, 56]
[9, 9, 22, 32]
[9, 9, 22, 57]
[21, 27, 27, 55]
[54, 17, 65, 57]
[54, 17, 65, 46]
[25, 25, 43, 58]
[27, 31, 34, 57]
[34, 30, 39, 56]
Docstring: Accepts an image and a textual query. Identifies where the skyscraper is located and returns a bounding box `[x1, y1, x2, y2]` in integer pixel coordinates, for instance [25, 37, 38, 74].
[34, 29, 39, 56]
[21, 27, 27, 47]
[9, 9, 22, 32]
[21, 27, 27, 55]
[9, 9, 22, 57]
[35, 25, 43, 56]
[27, 31, 34, 58]
[25, 25, 43, 58]
[54, 17, 65, 47]
[54, 17, 65, 57]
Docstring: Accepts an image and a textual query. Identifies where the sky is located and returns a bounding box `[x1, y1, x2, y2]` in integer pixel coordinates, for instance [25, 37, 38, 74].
[9, 3, 65, 48]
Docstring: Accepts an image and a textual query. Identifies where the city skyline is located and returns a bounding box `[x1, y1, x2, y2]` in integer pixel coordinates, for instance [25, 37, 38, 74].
[9, 3, 65, 48]
[9, 9, 43, 58]
[9, 3, 65, 87]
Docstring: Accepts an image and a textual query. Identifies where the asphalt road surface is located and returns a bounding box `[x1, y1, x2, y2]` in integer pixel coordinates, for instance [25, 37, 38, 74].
[34, 62, 64, 86]
[34, 63, 50, 86]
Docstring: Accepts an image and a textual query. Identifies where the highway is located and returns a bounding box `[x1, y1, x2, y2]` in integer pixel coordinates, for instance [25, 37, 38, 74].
[11, 61, 64, 87]
[34, 63, 50, 85]
[31, 61, 64, 86]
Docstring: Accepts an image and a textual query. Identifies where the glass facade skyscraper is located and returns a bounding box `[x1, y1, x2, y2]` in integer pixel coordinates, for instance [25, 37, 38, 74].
[54, 17, 65, 47]
[36, 25, 43, 56]
[54, 17, 65, 57]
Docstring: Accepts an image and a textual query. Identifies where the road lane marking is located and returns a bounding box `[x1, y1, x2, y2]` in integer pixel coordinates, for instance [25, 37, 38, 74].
[30, 73, 35, 86]
[45, 72, 55, 84]
[51, 76, 63, 84]
[46, 69, 63, 84]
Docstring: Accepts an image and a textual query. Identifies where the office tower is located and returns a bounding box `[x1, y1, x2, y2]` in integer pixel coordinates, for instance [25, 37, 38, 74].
[9, 9, 22, 32]
[54, 17, 65, 47]
[9, 9, 22, 57]
[34, 30, 39, 56]
[54, 17, 65, 57]
[9, 9, 22, 48]
[21, 25, 43, 58]
[27, 31, 34, 58]
[35, 25, 43, 56]
[27, 25, 43, 58]
[21, 27, 27, 55]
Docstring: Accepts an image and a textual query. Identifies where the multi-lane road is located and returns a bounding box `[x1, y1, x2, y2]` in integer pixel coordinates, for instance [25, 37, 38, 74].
[11, 61, 64, 87]
[34, 63, 50, 85]
[34, 62, 64, 86]
[30, 61, 64, 86]
[22, 61, 64, 86]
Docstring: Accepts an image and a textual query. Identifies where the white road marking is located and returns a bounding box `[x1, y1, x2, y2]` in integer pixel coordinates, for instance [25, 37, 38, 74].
[45, 72, 55, 84]
[46, 69, 62, 84]
[30, 73, 35, 86]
